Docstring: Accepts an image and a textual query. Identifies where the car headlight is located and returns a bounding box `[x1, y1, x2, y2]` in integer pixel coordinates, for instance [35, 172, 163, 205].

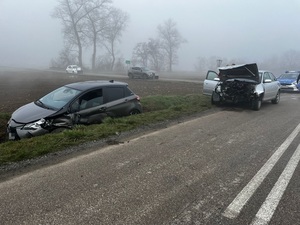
[292, 81, 297, 85]
[23, 119, 46, 130]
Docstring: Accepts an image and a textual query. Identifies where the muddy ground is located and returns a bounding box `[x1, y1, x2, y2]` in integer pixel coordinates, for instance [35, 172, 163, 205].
[0, 69, 203, 141]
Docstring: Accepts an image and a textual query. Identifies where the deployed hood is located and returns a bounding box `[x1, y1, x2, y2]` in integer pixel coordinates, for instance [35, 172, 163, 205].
[218, 63, 259, 82]
[11, 102, 56, 123]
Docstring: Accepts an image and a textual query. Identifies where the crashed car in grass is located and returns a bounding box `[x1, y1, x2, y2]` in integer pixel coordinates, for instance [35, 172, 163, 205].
[203, 63, 281, 110]
[7, 80, 142, 140]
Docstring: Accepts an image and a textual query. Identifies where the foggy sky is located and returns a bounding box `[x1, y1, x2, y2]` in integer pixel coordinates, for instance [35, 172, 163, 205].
[1, 0, 300, 70]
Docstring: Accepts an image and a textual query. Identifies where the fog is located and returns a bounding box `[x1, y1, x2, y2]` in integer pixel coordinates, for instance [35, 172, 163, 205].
[1, 0, 300, 72]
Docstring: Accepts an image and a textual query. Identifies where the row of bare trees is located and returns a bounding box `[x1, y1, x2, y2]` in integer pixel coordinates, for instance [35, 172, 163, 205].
[51, 0, 128, 72]
[131, 19, 186, 72]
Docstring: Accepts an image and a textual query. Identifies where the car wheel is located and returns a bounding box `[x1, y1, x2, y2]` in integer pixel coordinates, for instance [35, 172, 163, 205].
[251, 98, 262, 111]
[271, 91, 280, 104]
[129, 109, 141, 115]
[143, 74, 148, 79]
[211, 91, 221, 106]
[51, 127, 69, 133]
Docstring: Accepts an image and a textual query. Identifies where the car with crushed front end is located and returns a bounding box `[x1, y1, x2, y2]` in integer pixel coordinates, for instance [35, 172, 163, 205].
[203, 63, 281, 110]
[128, 66, 159, 79]
[277, 71, 300, 92]
[7, 80, 142, 140]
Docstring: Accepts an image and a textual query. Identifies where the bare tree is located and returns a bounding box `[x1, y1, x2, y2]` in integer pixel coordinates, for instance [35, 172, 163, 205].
[157, 19, 186, 72]
[132, 39, 164, 71]
[147, 38, 165, 71]
[50, 44, 77, 69]
[101, 7, 129, 71]
[132, 42, 149, 67]
[83, 1, 112, 71]
[281, 50, 300, 70]
[52, 0, 110, 67]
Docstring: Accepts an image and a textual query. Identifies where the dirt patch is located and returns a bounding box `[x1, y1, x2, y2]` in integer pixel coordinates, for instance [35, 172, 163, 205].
[0, 69, 203, 141]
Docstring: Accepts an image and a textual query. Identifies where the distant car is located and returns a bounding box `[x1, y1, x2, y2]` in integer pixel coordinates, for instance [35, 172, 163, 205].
[128, 66, 159, 79]
[66, 65, 83, 74]
[7, 80, 142, 140]
[277, 72, 300, 92]
[203, 63, 281, 110]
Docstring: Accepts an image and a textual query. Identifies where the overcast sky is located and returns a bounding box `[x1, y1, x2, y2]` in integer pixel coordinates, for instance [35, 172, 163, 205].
[1, 0, 300, 70]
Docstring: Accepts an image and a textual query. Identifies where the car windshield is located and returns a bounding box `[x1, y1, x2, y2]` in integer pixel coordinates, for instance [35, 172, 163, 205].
[141, 67, 150, 71]
[37, 86, 82, 110]
[279, 73, 298, 79]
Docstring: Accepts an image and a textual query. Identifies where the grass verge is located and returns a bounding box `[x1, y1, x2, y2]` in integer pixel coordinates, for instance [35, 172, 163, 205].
[0, 94, 211, 165]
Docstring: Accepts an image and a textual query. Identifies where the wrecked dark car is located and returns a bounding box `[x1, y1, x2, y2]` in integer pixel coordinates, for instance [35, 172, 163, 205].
[7, 80, 142, 140]
[203, 63, 281, 110]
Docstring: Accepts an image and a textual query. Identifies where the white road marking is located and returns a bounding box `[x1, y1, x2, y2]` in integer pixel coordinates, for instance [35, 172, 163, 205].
[222, 123, 300, 219]
[250, 144, 300, 225]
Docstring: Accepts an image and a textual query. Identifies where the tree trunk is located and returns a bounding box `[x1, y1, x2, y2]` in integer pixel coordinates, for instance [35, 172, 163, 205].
[92, 36, 97, 71]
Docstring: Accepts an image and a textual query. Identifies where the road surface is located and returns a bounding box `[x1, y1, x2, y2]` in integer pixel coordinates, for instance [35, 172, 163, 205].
[0, 92, 299, 225]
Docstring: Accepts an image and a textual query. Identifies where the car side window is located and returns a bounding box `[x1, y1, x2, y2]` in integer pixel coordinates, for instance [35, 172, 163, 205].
[206, 71, 218, 81]
[69, 89, 103, 112]
[104, 87, 124, 103]
[263, 72, 271, 82]
[268, 72, 276, 81]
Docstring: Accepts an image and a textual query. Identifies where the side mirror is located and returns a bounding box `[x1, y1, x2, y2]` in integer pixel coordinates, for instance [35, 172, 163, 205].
[264, 79, 272, 83]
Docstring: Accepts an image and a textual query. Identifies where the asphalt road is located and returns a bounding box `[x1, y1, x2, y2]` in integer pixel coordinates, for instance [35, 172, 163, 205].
[0, 92, 299, 225]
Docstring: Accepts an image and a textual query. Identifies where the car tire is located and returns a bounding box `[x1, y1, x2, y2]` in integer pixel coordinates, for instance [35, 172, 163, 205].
[143, 74, 148, 79]
[211, 91, 221, 106]
[251, 98, 262, 111]
[271, 91, 280, 104]
[51, 127, 69, 134]
[129, 109, 141, 115]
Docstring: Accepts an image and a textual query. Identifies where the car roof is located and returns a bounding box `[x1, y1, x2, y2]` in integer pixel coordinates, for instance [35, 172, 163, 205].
[65, 80, 128, 91]
[285, 71, 300, 73]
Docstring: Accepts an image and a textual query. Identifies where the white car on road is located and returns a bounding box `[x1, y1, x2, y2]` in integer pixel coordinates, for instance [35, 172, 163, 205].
[66, 65, 83, 74]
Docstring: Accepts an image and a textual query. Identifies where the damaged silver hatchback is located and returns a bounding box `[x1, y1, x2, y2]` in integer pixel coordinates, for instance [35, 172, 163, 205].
[7, 80, 142, 140]
[203, 63, 281, 110]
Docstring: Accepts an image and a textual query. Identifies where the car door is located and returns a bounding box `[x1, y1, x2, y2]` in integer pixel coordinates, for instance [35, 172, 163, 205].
[103, 86, 131, 117]
[203, 70, 219, 95]
[136, 67, 143, 78]
[132, 67, 140, 78]
[69, 88, 106, 124]
[262, 72, 278, 100]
